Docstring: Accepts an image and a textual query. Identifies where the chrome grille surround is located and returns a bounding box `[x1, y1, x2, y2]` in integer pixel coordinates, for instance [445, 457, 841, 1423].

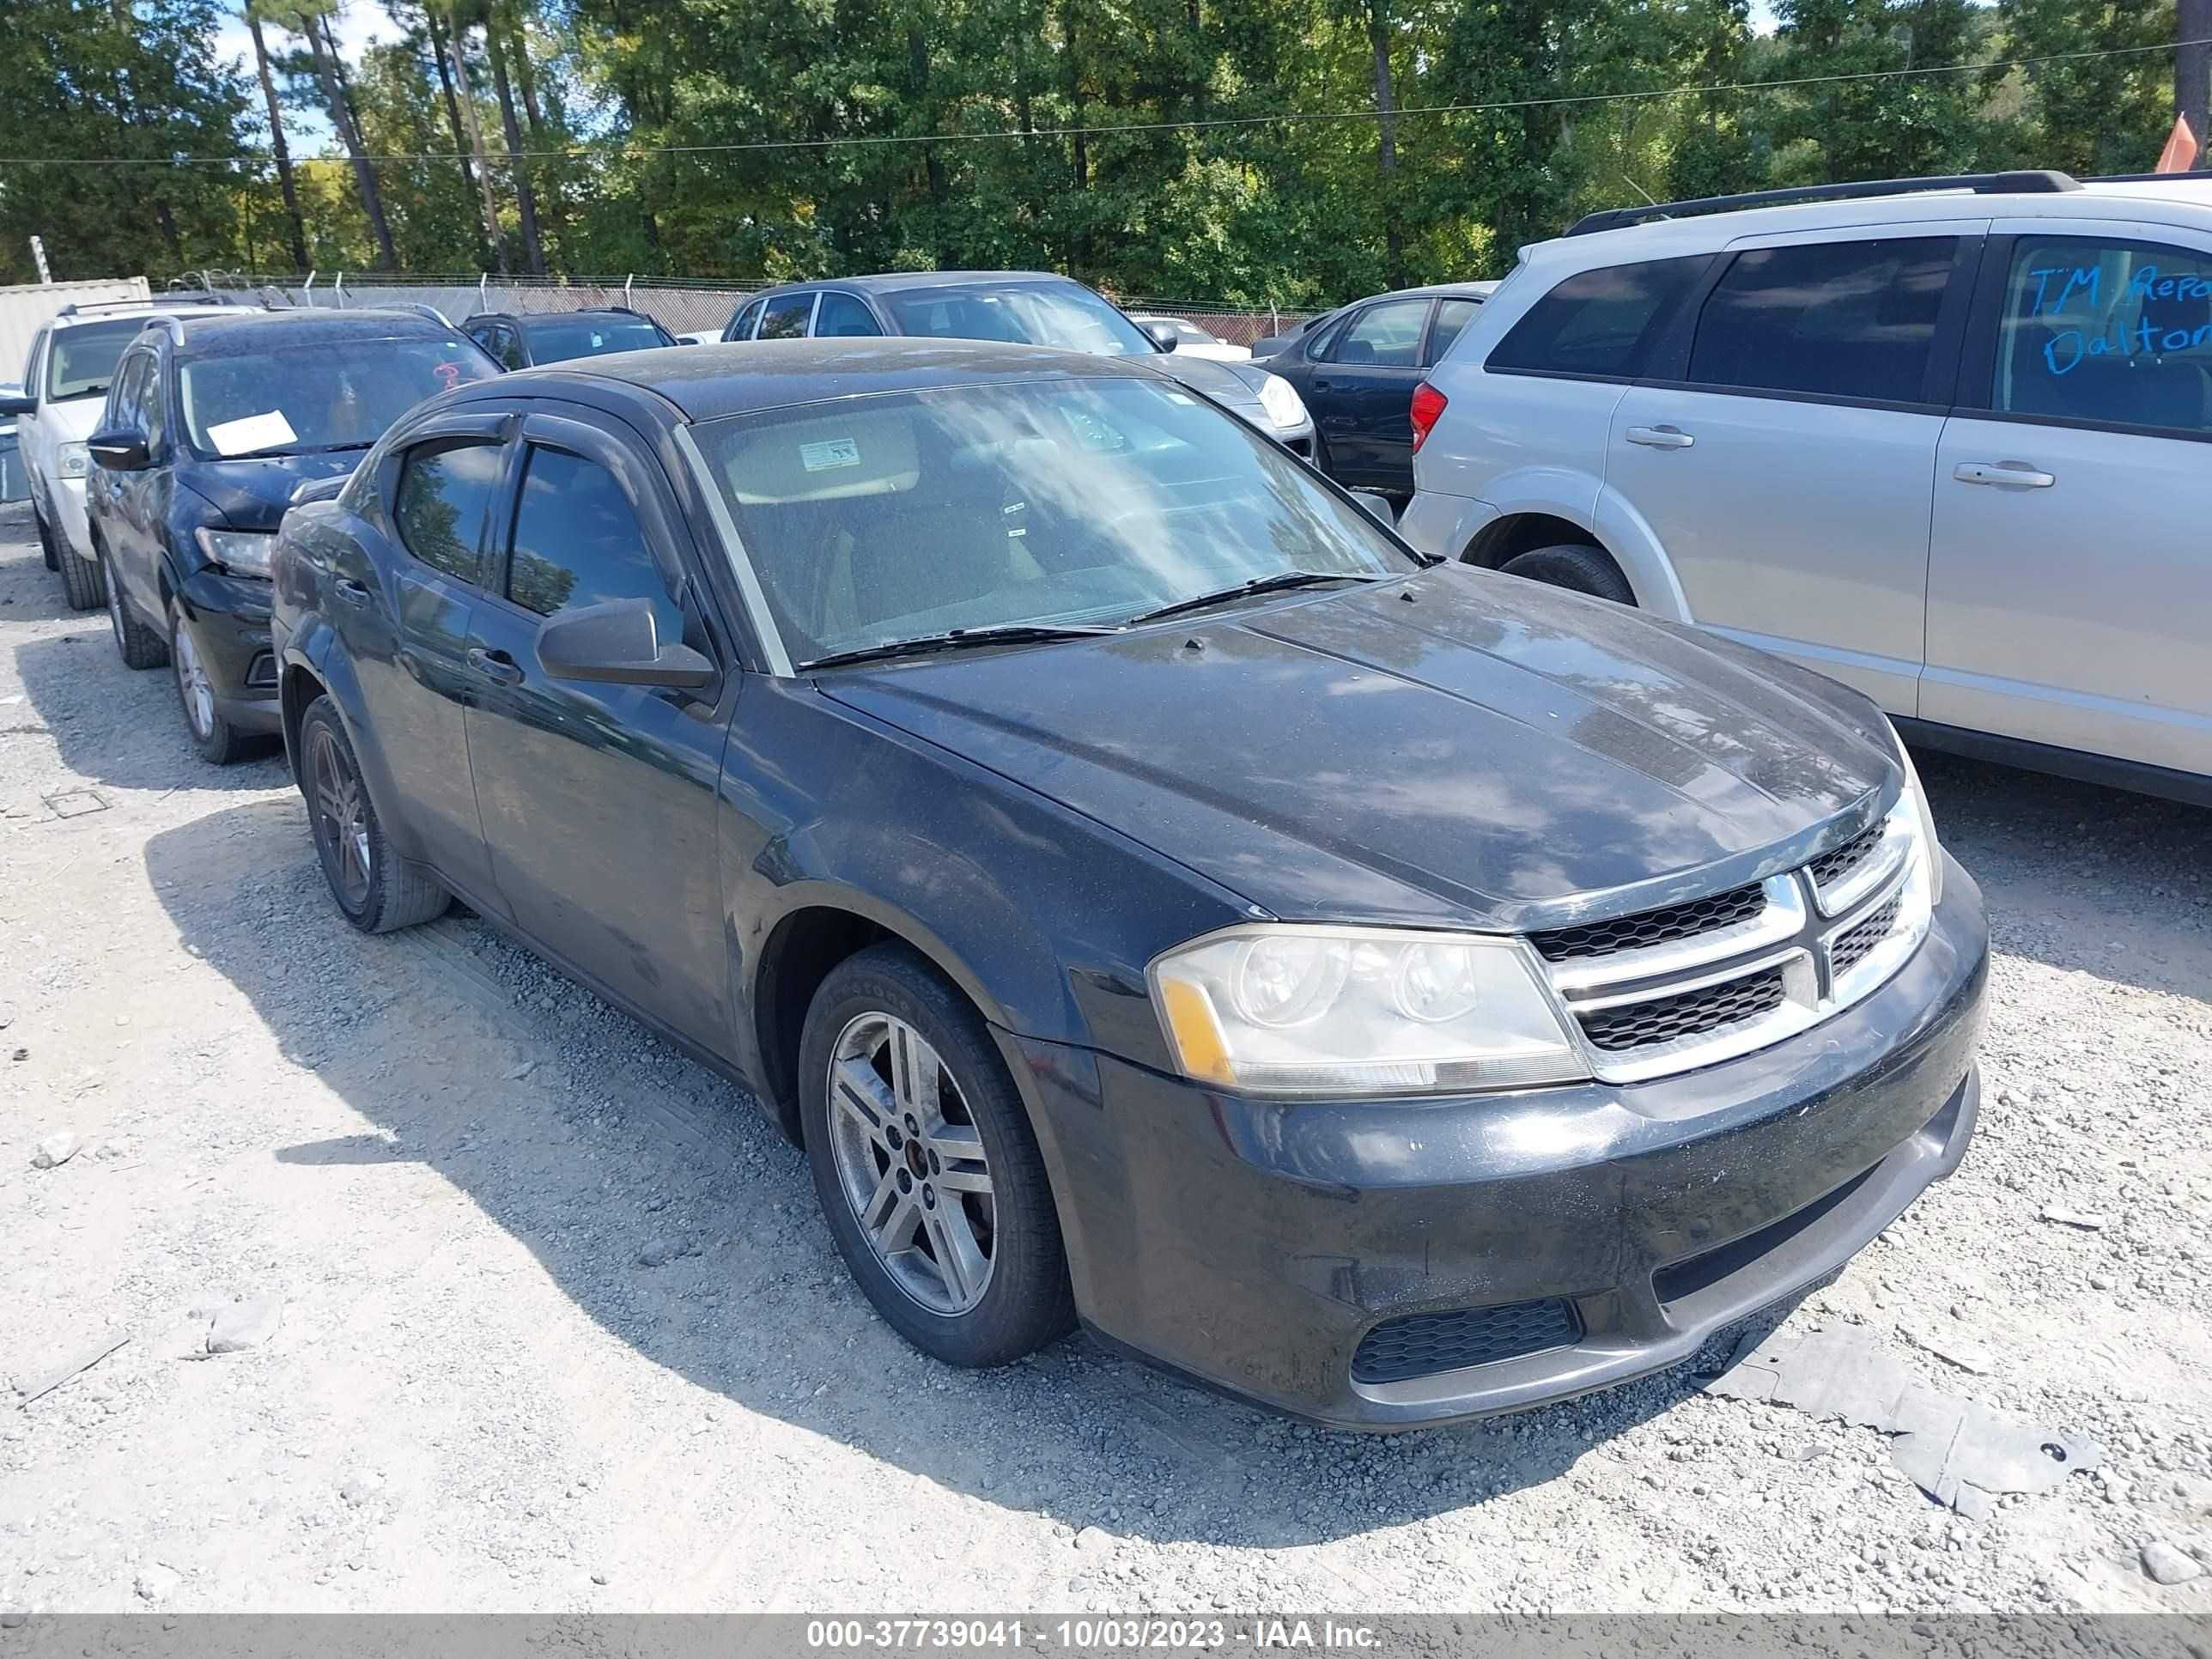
[1537, 794, 1932, 1085]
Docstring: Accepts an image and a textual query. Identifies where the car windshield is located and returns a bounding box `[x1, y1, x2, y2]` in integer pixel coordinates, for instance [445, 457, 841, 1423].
[693, 374, 1418, 666]
[46, 319, 149, 402]
[179, 335, 497, 458]
[520, 314, 667, 362]
[883, 283, 1158, 357]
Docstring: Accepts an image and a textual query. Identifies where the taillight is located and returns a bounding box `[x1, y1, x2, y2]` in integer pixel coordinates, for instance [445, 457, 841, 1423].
[1410, 381, 1447, 453]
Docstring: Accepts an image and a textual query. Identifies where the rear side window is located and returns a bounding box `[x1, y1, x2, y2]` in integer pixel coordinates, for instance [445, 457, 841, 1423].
[1328, 299, 1429, 367]
[1686, 238, 1957, 404]
[1426, 298, 1481, 364]
[1487, 257, 1708, 380]
[394, 440, 503, 584]
[505, 446, 684, 647]
[758, 294, 813, 341]
[1990, 234, 2212, 434]
[813, 292, 882, 337]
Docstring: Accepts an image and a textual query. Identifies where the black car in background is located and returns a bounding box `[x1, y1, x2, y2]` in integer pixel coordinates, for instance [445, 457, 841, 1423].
[1260, 282, 1496, 498]
[83, 308, 498, 763]
[267, 338, 1985, 1430]
[463, 307, 677, 369]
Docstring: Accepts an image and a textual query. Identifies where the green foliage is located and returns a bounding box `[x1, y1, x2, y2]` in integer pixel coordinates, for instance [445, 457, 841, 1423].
[0, 0, 2197, 303]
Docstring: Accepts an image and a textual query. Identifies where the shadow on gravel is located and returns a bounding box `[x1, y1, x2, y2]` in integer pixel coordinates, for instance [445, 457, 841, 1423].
[1915, 749, 2212, 1000]
[14, 631, 283, 793]
[145, 799, 1780, 1551]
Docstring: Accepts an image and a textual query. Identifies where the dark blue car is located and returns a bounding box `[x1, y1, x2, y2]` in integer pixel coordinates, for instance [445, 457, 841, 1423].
[265, 338, 1985, 1429]
[82, 308, 498, 762]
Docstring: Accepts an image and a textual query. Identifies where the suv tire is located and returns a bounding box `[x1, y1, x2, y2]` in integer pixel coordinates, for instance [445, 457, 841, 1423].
[298, 694, 451, 933]
[34, 505, 59, 572]
[57, 536, 106, 611]
[170, 602, 253, 764]
[1499, 543, 1636, 606]
[799, 943, 1075, 1369]
[100, 545, 168, 670]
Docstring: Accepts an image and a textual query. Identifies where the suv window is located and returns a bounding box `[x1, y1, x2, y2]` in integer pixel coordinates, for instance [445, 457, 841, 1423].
[726, 298, 767, 341]
[1426, 298, 1481, 364]
[394, 439, 504, 584]
[1487, 256, 1708, 380]
[107, 351, 151, 435]
[505, 446, 683, 647]
[1328, 299, 1429, 368]
[139, 353, 169, 451]
[23, 329, 48, 398]
[47, 318, 149, 402]
[1991, 234, 2212, 434]
[813, 292, 882, 337]
[1686, 238, 1957, 404]
[758, 293, 813, 341]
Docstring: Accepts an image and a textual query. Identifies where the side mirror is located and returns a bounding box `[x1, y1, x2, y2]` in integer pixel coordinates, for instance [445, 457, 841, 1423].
[0, 393, 36, 418]
[1348, 489, 1396, 528]
[88, 428, 151, 471]
[536, 597, 716, 690]
[289, 473, 350, 507]
[1143, 322, 1179, 353]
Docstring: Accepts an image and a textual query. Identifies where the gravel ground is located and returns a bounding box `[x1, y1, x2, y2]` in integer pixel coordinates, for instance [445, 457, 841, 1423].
[1, 501, 2207, 1616]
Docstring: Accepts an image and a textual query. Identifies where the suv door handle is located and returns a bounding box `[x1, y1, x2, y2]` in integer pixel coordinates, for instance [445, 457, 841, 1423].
[1625, 425, 1695, 450]
[1954, 460, 2055, 489]
[466, 646, 524, 685]
[331, 576, 370, 605]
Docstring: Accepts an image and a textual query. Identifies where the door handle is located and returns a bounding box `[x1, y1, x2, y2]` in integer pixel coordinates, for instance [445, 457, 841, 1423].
[331, 576, 370, 605]
[1311, 379, 1333, 392]
[1625, 425, 1695, 450]
[466, 645, 523, 685]
[1953, 460, 2055, 489]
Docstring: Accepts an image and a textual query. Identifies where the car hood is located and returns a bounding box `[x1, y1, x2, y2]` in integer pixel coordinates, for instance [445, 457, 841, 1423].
[820, 568, 1899, 931]
[43, 396, 107, 443]
[179, 453, 361, 532]
[1150, 351, 1267, 409]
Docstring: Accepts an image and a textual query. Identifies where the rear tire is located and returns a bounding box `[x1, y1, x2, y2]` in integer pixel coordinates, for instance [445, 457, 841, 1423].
[799, 943, 1074, 1369]
[57, 536, 105, 611]
[34, 505, 58, 571]
[1498, 542, 1637, 605]
[101, 546, 167, 670]
[298, 694, 450, 933]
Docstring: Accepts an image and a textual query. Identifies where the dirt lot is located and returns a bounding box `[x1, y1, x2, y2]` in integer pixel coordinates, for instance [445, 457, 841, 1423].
[2, 501, 2208, 1616]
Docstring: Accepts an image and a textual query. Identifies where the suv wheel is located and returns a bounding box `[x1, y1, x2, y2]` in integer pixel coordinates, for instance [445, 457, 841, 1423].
[1498, 542, 1637, 606]
[101, 548, 167, 670]
[298, 694, 450, 933]
[169, 602, 254, 764]
[57, 535, 106, 611]
[799, 944, 1074, 1368]
[33, 505, 59, 572]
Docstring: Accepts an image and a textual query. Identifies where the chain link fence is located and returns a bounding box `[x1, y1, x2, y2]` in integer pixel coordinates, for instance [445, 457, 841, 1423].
[184, 270, 1316, 350]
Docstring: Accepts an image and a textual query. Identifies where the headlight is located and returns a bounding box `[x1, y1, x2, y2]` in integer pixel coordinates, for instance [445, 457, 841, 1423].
[1149, 925, 1586, 1097]
[1885, 718, 1942, 905]
[196, 527, 276, 577]
[1255, 373, 1308, 430]
[57, 441, 89, 479]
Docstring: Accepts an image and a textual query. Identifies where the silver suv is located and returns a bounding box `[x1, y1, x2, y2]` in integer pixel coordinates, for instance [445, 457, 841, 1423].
[1400, 169, 2212, 805]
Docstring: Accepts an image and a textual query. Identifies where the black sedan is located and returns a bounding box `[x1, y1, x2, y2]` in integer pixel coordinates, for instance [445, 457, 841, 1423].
[83, 308, 498, 761]
[463, 306, 677, 369]
[270, 340, 1986, 1429]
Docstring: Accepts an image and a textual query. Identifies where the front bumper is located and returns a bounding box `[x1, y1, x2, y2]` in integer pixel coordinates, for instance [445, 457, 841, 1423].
[176, 566, 283, 735]
[1006, 856, 1988, 1431]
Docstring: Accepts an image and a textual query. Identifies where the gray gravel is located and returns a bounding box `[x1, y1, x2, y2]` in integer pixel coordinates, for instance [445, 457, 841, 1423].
[1, 503, 2206, 1613]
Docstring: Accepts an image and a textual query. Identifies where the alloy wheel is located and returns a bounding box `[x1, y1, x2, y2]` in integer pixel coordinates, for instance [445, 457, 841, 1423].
[173, 617, 216, 738]
[308, 724, 373, 911]
[825, 1012, 997, 1316]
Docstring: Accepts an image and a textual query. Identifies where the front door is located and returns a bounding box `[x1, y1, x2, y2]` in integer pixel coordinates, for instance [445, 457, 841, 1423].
[1291, 295, 1433, 491]
[1923, 222, 2212, 777]
[1605, 228, 1982, 712]
[461, 410, 735, 1048]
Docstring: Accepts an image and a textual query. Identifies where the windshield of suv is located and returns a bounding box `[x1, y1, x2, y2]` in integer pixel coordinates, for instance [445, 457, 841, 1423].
[693, 374, 1417, 666]
[519, 314, 668, 362]
[46, 319, 150, 403]
[883, 283, 1158, 357]
[179, 335, 498, 458]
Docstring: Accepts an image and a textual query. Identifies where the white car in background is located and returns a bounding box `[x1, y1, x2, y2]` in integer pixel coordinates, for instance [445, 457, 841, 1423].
[3, 297, 241, 607]
[1129, 314, 1253, 361]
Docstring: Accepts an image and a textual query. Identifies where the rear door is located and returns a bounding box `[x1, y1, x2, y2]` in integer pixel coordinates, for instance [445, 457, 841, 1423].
[1924, 222, 2212, 776]
[461, 409, 735, 1048]
[1605, 227, 1984, 711]
[1295, 296, 1433, 489]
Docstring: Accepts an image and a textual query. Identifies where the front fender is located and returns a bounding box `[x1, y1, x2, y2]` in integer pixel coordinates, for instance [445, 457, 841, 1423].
[294, 622, 423, 866]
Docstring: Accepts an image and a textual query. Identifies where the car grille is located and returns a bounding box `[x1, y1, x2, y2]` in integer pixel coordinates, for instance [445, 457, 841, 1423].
[1535, 797, 1927, 1084]
[1531, 882, 1765, 963]
[1351, 1298, 1581, 1385]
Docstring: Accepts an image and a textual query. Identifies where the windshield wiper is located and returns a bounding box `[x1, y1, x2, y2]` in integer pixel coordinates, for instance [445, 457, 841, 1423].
[799, 623, 1120, 672]
[220, 440, 374, 460]
[1121, 568, 1390, 627]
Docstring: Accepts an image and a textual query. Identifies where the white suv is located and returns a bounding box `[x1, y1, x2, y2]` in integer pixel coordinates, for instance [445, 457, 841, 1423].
[1400, 169, 2212, 804]
[5, 299, 240, 609]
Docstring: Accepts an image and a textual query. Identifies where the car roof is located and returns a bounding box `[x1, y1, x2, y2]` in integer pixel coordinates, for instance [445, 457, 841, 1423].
[468, 337, 1171, 423]
[51, 302, 235, 331]
[750, 271, 1094, 300]
[513, 307, 660, 325]
[164, 308, 466, 356]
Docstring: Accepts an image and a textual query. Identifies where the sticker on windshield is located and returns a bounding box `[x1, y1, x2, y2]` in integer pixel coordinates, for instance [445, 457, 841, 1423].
[799, 438, 860, 472]
[204, 410, 299, 456]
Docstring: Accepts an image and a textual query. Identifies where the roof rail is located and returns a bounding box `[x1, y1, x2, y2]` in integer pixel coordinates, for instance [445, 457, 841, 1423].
[1565, 170, 2081, 237]
[2081, 169, 2212, 185]
[54, 294, 242, 319]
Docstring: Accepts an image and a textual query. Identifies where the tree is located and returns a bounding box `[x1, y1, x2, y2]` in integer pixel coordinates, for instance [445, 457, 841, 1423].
[1986, 0, 2173, 177]
[480, 5, 544, 273]
[2180, 0, 2212, 157]
[243, 5, 309, 270]
[283, 0, 399, 267]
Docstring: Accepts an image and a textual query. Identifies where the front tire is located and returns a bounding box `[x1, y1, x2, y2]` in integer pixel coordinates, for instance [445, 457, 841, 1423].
[170, 602, 252, 764]
[799, 944, 1073, 1368]
[298, 694, 450, 933]
[1498, 542, 1637, 605]
[57, 537, 105, 611]
[101, 547, 167, 670]
[34, 505, 59, 571]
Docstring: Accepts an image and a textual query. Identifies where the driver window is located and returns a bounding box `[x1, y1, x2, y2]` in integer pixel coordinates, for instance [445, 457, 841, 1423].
[505, 445, 685, 651]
